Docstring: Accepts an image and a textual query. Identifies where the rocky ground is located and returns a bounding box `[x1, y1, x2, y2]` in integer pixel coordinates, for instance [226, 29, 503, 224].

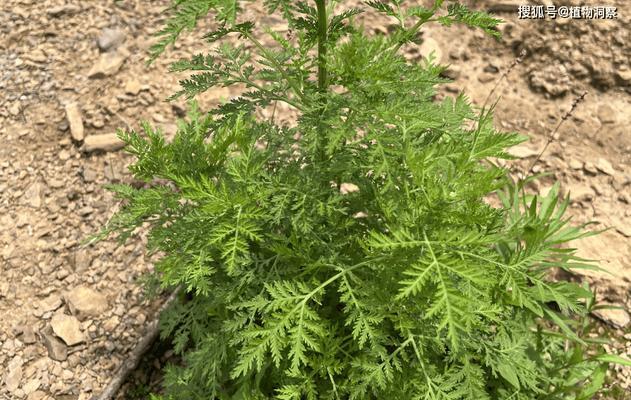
[0, 0, 629, 399]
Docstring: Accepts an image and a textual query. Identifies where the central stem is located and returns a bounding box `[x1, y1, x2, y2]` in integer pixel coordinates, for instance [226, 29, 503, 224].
[315, 0, 328, 163]
[315, 0, 328, 92]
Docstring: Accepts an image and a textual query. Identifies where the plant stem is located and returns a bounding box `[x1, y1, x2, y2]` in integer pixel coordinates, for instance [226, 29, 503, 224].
[315, 0, 328, 163]
[315, 0, 328, 92]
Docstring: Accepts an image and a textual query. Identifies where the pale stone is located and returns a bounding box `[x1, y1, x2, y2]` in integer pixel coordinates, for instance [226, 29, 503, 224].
[340, 183, 360, 195]
[81, 133, 125, 152]
[65, 103, 84, 141]
[22, 378, 40, 395]
[51, 314, 84, 346]
[65, 286, 109, 320]
[42, 332, 67, 361]
[5, 356, 23, 392]
[124, 79, 142, 96]
[567, 183, 594, 203]
[592, 308, 631, 329]
[595, 157, 615, 175]
[97, 28, 126, 52]
[508, 143, 539, 158]
[87, 48, 129, 78]
[39, 293, 62, 312]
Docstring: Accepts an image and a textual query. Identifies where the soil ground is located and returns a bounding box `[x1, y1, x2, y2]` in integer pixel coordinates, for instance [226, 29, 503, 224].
[0, 1, 629, 399]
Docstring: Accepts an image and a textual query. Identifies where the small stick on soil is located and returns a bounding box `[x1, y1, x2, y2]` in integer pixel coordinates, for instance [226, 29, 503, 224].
[481, 48, 527, 110]
[525, 90, 588, 175]
[91, 288, 181, 400]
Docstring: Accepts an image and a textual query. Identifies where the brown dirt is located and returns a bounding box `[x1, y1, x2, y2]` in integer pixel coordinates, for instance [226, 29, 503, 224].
[0, 1, 628, 399]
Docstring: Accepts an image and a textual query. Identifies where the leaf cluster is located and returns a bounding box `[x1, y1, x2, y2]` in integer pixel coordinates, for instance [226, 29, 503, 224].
[99, 1, 630, 399]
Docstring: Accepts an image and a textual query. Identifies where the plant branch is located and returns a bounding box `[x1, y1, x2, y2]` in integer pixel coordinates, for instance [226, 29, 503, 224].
[315, 0, 328, 92]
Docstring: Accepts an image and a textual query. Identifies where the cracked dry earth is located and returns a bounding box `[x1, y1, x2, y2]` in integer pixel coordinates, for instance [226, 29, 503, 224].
[0, 0, 630, 399]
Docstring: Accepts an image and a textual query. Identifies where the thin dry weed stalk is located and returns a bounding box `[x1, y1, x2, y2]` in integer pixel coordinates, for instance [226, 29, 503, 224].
[482, 48, 527, 110]
[526, 90, 588, 175]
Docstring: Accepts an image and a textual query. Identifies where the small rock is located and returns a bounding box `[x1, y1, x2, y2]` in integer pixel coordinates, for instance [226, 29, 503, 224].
[568, 159, 583, 170]
[42, 332, 67, 361]
[23, 182, 43, 208]
[39, 293, 62, 313]
[478, 72, 496, 83]
[22, 378, 40, 395]
[97, 28, 126, 52]
[597, 104, 616, 124]
[101, 316, 120, 331]
[65, 103, 84, 142]
[59, 149, 71, 161]
[508, 143, 539, 158]
[5, 356, 23, 392]
[51, 314, 84, 346]
[340, 183, 360, 195]
[87, 48, 129, 78]
[65, 286, 109, 320]
[441, 66, 460, 80]
[47, 4, 80, 17]
[74, 249, 93, 272]
[616, 69, 631, 84]
[9, 102, 21, 116]
[18, 326, 37, 344]
[483, 64, 499, 73]
[26, 49, 47, 63]
[583, 162, 598, 175]
[82, 168, 97, 182]
[124, 79, 142, 95]
[595, 157, 615, 175]
[592, 308, 631, 329]
[81, 133, 125, 152]
[616, 224, 630, 237]
[419, 37, 442, 63]
[567, 183, 594, 203]
[26, 391, 47, 400]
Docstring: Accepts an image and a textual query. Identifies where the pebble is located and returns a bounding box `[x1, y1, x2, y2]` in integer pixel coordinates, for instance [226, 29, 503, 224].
[42, 332, 67, 361]
[51, 314, 85, 346]
[340, 183, 359, 195]
[124, 79, 142, 96]
[5, 356, 23, 392]
[23, 182, 43, 208]
[595, 157, 615, 175]
[39, 293, 62, 313]
[81, 133, 125, 153]
[47, 5, 80, 17]
[22, 378, 40, 395]
[583, 162, 598, 175]
[18, 326, 38, 345]
[26, 390, 46, 400]
[508, 143, 539, 158]
[9, 102, 21, 116]
[87, 48, 129, 78]
[597, 104, 616, 124]
[97, 28, 126, 52]
[568, 159, 583, 170]
[65, 286, 109, 320]
[592, 308, 631, 329]
[567, 183, 594, 203]
[478, 72, 496, 83]
[65, 103, 84, 142]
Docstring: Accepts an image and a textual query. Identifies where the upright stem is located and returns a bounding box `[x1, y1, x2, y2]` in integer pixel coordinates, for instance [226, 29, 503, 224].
[315, 0, 328, 163]
[315, 0, 328, 92]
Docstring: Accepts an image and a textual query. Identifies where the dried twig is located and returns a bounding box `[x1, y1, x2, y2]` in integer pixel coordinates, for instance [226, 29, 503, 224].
[525, 91, 588, 175]
[91, 287, 181, 400]
[481, 48, 527, 110]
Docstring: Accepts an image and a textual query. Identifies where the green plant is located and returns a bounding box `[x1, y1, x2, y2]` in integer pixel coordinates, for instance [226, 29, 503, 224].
[98, 1, 630, 398]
